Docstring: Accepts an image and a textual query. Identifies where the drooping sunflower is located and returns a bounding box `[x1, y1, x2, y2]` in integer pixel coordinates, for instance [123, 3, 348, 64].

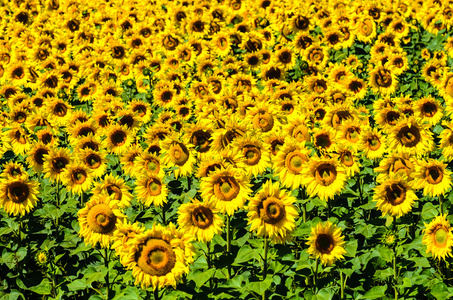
[200, 166, 252, 215]
[306, 221, 347, 266]
[177, 199, 224, 243]
[423, 215, 453, 261]
[0, 176, 40, 216]
[123, 223, 195, 290]
[78, 193, 125, 248]
[247, 180, 298, 244]
[412, 159, 452, 197]
[373, 174, 418, 218]
[302, 156, 348, 201]
[274, 138, 311, 190]
[135, 174, 168, 207]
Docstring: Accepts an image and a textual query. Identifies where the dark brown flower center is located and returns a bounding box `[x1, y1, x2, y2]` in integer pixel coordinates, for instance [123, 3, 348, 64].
[425, 166, 443, 184]
[259, 196, 286, 224]
[7, 181, 29, 203]
[315, 233, 334, 254]
[87, 203, 117, 234]
[397, 125, 421, 147]
[136, 238, 176, 276]
[213, 176, 240, 201]
[385, 183, 406, 206]
[191, 206, 214, 229]
[242, 145, 261, 166]
[314, 163, 337, 186]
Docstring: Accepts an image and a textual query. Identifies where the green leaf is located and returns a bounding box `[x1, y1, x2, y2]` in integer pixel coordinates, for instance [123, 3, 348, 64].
[421, 202, 438, 220]
[189, 268, 215, 288]
[233, 245, 258, 265]
[67, 279, 88, 291]
[361, 285, 387, 299]
[247, 276, 273, 295]
[344, 238, 358, 257]
[29, 278, 52, 295]
[431, 282, 450, 300]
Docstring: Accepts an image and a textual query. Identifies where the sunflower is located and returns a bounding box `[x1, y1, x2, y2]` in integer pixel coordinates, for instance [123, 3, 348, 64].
[92, 175, 133, 209]
[358, 128, 387, 160]
[306, 221, 347, 266]
[313, 127, 338, 153]
[388, 117, 434, 157]
[302, 156, 347, 201]
[103, 124, 134, 155]
[334, 146, 361, 178]
[133, 152, 164, 179]
[373, 174, 418, 218]
[135, 174, 168, 207]
[26, 141, 50, 174]
[283, 112, 311, 143]
[1, 161, 27, 180]
[369, 65, 398, 95]
[414, 96, 443, 126]
[161, 135, 197, 178]
[232, 136, 271, 177]
[123, 223, 195, 290]
[375, 153, 416, 183]
[200, 166, 252, 215]
[43, 148, 72, 183]
[439, 124, 453, 160]
[247, 180, 298, 244]
[61, 162, 93, 195]
[3, 126, 32, 155]
[177, 199, 224, 243]
[274, 138, 311, 190]
[423, 215, 453, 261]
[0, 177, 40, 216]
[112, 220, 145, 266]
[78, 193, 125, 248]
[412, 159, 452, 197]
[77, 148, 107, 179]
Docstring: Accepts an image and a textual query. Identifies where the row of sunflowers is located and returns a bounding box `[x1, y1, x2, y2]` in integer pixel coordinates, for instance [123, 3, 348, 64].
[2, 0, 453, 299]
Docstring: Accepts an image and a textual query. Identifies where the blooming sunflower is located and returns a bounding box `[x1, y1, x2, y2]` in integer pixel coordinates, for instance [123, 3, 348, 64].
[0, 176, 40, 216]
[388, 117, 434, 157]
[161, 135, 197, 178]
[373, 174, 418, 218]
[274, 138, 311, 190]
[135, 174, 168, 207]
[369, 65, 398, 96]
[112, 220, 145, 266]
[78, 194, 125, 248]
[200, 166, 252, 216]
[375, 153, 416, 183]
[123, 223, 195, 290]
[358, 128, 387, 160]
[103, 124, 134, 155]
[43, 148, 72, 183]
[423, 215, 453, 261]
[412, 159, 452, 197]
[439, 124, 453, 160]
[177, 199, 224, 243]
[92, 175, 133, 209]
[232, 136, 271, 177]
[61, 162, 93, 195]
[247, 180, 298, 244]
[302, 156, 348, 201]
[306, 221, 347, 266]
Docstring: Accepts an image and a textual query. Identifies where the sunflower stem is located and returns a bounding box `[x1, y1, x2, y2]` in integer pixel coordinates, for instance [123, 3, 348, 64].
[393, 249, 398, 300]
[153, 287, 160, 300]
[340, 269, 344, 299]
[440, 194, 444, 215]
[206, 241, 213, 289]
[327, 199, 331, 220]
[227, 214, 231, 280]
[162, 203, 167, 225]
[104, 248, 110, 300]
[263, 238, 269, 279]
[313, 258, 319, 290]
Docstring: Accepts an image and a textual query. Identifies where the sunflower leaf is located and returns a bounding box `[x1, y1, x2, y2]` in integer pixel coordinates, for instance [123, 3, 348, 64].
[360, 285, 387, 299]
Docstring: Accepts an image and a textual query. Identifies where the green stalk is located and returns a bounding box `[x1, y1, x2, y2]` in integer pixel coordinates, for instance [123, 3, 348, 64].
[440, 194, 444, 215]
[153, 287, 160, 300]
[56, 181, 60, 228]
[206, 241, 213, 289]
[313, 258, 319, 288]
[393, 250, 398, 300]
[227, 214, 231, 280]
[162, 203, 167, 225]
[104, 248, 110, 300]
[340, 270, 344, 299]
[327, 199, 331, 219]
[262, 238, 269, 300]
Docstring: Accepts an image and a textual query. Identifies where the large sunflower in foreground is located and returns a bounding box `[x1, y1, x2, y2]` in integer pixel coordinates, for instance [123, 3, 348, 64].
[78, 194, 125, 248]
[200, 166, 252, 215]
[123, 223, 195, 290]
[306, 221, 347, 266]
[0, 177, 40, 216]
[247, 180, 298, 244]
[423, 215, 453, 261]
[302, 156, 347, 201]
[177, 199, 224, 243]
[373, 174, 418, 218]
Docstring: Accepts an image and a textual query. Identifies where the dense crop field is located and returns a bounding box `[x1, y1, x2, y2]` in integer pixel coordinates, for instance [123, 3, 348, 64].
[2, 0, 453, 299]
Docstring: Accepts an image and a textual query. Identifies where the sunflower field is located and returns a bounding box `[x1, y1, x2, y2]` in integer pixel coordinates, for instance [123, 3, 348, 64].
[3, 0, 453, 299]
